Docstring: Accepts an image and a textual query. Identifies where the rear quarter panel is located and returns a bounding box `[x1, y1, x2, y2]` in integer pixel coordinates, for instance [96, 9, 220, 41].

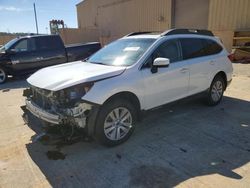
[214, 49, 233, 83]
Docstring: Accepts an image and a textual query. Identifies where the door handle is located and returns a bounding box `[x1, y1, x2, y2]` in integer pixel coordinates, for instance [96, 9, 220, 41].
[209, 60, 215, 65]
[36, 57, 44, 60]
[180, 68, 189, 73]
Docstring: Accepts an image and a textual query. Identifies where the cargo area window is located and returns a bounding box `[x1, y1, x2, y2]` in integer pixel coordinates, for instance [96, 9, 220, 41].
[180, 38, 222, 60]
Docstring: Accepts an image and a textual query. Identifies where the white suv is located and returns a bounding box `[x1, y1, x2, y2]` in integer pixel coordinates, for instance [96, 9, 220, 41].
[24, 29, 233, 146]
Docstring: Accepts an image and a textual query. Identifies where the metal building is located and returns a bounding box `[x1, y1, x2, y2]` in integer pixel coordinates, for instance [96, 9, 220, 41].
[64, 0, 250, 51]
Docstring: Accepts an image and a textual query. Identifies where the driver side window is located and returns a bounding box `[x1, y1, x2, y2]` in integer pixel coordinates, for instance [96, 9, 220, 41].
[12, 38, 36, 52]
[153, 40, 181, 62]
[143, 40, 182, 68]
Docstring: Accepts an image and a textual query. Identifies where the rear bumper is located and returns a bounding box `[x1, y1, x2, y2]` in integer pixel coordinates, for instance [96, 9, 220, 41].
[25, 99, 61, 125]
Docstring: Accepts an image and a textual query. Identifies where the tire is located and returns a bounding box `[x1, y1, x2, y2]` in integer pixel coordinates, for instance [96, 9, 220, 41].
[95, 99, 137, 146]
[0, 67, 7, 84]
[206, 75, 225, 106]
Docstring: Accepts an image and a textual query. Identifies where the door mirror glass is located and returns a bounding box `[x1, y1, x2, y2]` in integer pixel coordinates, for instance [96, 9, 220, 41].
[153, 57, 170, 67]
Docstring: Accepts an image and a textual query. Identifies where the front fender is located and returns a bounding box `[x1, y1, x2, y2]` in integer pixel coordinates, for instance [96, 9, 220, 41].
[82, 70, 145, 109]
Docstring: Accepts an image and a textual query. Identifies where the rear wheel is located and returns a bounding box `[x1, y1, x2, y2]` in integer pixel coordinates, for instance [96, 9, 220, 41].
[0, 67, 7, 84]
[95, 99, 137, 146]
[206, 75, 225, 106]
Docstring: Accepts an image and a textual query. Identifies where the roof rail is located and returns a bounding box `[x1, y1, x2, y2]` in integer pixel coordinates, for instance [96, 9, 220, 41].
[126, 31, 154, 37]
[161, 29, 214, 37]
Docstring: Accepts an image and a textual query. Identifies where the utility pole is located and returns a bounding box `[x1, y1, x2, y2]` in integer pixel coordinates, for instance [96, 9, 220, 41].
[33, 3, 39, 34]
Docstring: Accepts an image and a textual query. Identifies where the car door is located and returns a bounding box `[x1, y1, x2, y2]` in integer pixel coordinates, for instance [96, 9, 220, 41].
[179, 38, 219, 95]
[9, 38, 40, 74]
[35, 36, 67, 69]
[141, 39, 190, 110]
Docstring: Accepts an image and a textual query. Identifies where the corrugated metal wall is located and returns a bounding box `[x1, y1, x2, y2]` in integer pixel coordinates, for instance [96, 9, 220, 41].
[97, 0, 172, 39]
[173, 0, 209, 29]
[75, 0, 250, 49]
[77, 0, 172, 43]
[208, 0, 250, 30]
[77, 0, 99, 29]
[77, 0, 250, 32]
[59, 28, 99, 45]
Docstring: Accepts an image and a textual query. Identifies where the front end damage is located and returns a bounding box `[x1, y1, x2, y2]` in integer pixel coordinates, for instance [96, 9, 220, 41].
[23, 85, 97, 132]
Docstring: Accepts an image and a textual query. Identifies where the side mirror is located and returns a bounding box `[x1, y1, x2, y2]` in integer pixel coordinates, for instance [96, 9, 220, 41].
[151, 57, 170, 73]
[153, 57, 170, 67]
[6, 49, 16, 54]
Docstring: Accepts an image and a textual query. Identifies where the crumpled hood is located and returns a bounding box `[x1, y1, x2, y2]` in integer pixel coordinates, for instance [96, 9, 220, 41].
[27, 61, 126, 91]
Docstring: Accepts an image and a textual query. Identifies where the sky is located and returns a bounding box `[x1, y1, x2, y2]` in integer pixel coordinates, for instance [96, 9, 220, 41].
[0, 0, 82, 34]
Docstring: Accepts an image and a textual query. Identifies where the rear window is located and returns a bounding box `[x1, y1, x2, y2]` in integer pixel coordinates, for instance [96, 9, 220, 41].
[35, 36, 63, 51]
[180, 38, 222, 60]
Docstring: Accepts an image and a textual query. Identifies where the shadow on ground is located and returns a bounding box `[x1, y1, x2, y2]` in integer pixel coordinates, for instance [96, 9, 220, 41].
[0, 76, 28, 91]
[26, 96, 250, 187]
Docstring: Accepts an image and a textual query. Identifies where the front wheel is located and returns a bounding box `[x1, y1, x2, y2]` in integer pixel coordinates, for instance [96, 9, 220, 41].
[95, 99, 137, 146]
[206, 75, 225, 106]
[0, 67, 7, 84]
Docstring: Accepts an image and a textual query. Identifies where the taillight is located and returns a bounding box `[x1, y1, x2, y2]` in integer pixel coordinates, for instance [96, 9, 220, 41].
[228, 54, 234, 62]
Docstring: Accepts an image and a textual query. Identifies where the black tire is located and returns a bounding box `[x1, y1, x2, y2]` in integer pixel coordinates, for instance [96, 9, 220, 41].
[0, 67, 7, 84]
[206, 75, 225, 106]
[95, 99, 137, 146]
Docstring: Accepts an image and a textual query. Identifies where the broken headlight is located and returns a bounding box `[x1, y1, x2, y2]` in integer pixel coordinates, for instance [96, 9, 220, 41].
[56, 83, 94, 107]
[69, 85, 92, 100]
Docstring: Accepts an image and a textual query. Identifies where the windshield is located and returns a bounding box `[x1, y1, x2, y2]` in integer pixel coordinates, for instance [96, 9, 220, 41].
[88, 38, 156, 66]
[0, 38, 18, 53]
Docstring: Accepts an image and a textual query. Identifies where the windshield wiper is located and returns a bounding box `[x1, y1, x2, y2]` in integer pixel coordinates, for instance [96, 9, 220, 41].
[82, 57, 89, 62]
[89, 62, 110, 66]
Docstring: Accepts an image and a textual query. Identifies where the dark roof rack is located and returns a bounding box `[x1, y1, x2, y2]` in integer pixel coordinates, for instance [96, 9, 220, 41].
[126, 31, 159, 37]
[161, 29, 214, 37]
[125, 31, 161, 37]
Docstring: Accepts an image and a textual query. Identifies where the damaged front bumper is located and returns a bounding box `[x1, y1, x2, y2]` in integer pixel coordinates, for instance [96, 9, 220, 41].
[23, 87, 96, 129]
[25, 98, 94, 128]
[25, 99, 61, 124]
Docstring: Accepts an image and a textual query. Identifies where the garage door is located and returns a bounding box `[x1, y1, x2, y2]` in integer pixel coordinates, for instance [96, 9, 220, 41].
[173, 0, 209, 29]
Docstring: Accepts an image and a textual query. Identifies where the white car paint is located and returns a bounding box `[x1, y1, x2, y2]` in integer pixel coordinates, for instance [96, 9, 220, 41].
[27, 32, 233, 111]
[27, 61, 126, 91]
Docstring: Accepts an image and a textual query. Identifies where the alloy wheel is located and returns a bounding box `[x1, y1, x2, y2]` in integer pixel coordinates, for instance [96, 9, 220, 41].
[104, 107, 133, 141]
[0, 69, 6, 83]
[211, 80, 223, 102]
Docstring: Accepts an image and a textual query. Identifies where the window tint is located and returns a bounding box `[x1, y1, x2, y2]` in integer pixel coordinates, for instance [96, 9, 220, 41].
[153, 40, 181, 63]
[180, 38, 206, 59]
[203, 39, 222, 55]
[12, 38, 36, 52]
[36, 36, 62, 51]
[13, 39, 28, 52]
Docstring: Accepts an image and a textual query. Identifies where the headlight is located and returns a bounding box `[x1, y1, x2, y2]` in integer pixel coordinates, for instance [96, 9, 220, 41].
[55, 83, 94, 106]
[66, 83, 94, 101]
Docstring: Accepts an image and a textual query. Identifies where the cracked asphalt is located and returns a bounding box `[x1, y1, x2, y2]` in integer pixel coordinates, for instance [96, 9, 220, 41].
[0, 63, 250, 188]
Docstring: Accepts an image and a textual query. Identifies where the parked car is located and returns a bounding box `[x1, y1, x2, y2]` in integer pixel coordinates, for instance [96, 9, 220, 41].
[0, 34, 101, 83]
[24, 29, 233, 146]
